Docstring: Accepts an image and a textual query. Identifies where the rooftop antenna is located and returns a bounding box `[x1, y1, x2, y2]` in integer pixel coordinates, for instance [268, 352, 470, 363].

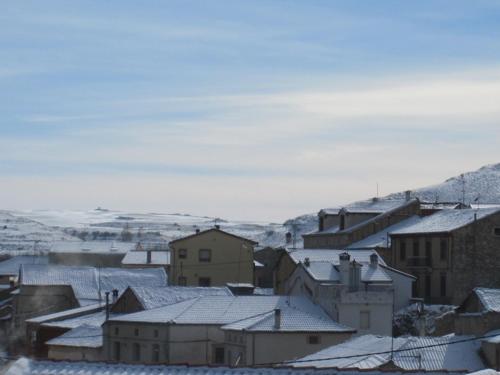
[376, 182, 379, 198]
[460, 174, 466, 206]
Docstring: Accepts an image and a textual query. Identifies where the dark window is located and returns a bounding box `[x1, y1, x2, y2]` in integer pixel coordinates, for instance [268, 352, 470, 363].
[400, 242, 406, 261]
[308, 335, 320, 344]
[214, 347, 225, 364]
[152, 344, 160, 362]
[440, 239, 448, 261]
[134, 328, 139, 336]
[413, 240, 420, 257]
[340, 215, 345, 230]
[494, 228, 500, 236]
[425, 241, 432, 266]
[133, 343, 141, 361]
[179, 248, 187, 259]
[114, 342, 121, 361]
[198, 277, 211, 287]
[199, 249, 211, 262]
[178, 276, 187, 286]
[425, 274, 431, 298]
[440, 273, 447, 297]
[114, 327, 119, 335]
[154, 329, 159, 338]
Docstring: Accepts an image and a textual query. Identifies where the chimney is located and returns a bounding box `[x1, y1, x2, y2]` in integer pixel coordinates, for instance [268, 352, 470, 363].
[215, 225, 220, 230]
[405, 190, 412, 201]
[304, 257, 310, 267]
[105, 292, 110, 320]
[372, 197, 379, 202]
[339, 252, 350, 284]
[285, 232, 292, 244]
[146, 250, 152, 264]
[370, 253, 378, 267]
[112, 289, 119, 303]
[274, 308, 281, 330]
[195, 228, 200, 234]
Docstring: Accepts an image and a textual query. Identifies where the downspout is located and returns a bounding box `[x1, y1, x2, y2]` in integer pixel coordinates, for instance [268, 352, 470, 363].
[252, 332, 255, 366]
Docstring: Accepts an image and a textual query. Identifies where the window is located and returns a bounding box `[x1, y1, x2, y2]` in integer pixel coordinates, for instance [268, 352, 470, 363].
[199, 249, 211, 262]
[340, 215, 345, 230]
[198, 277, 211, 286]
[114, 342, 121, 361]
[178, 276, 187, 286]
[114, 327, 119, 335]
[413, 240, 419, 257]
[425, 274, 431, 298]
[440, 239, 448, 261]
[152, 344, 160, 362]
[133, 343, 141, 361]
[214, 347, 225, 364]
[360, 311, 370, 330]
[400, 242, 406, 261]
[154, 329, 159, 338]
[440, 273, 447, 297]
[134, 328, 139, 336]
[425, 241, 432, 266]
[494, 228, 500, 236]
[308, 335, 320, 344]
[179, 248, 187, 259]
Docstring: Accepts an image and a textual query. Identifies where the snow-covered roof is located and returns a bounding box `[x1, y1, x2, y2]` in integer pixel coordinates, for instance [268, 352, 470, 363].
[483, 329, 500, 344]
[110, 295, 354, 332]
[321, 199, 411, 216]
[287, 249, 386, 266]
[288, 334, 484, 372]
[46, 325, 102, 348]
[42, 311, 107, 330]
[0, 256, 48, 277]
[121, 251, 170, 266]
[474, 288, 500, 313]
[169, 228, 258, 245]
[222, 307, 352, 333]
[347, 216, 422, 249]
[302, 261, 391, 283]
[390, 208, 500, 235]
[50, 241, 136, 254]
[20, 264, 167, 305]
[129, 286, 233, 310]
[26, 303, 103, 325]
[6, 358, 458, 375]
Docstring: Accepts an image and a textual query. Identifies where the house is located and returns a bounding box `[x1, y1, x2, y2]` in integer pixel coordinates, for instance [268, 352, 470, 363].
[121, 250, 170, 274]
[0, 255, 48, 286]
[46, 324, 103, 361]
[287, 333, 485, 373]
[12, 264, 167, 331]
[389, 208, 500, 304]
[104, 295, 355, 366]
[455, 288, 500, 336]
[169, 227, 257, 287]
[281, 249, 414, 335]
[49, 241, 137, 267]
[254, 246, 282, 288]
[303, 197, 420, 249]
[5, 358, 468, 375]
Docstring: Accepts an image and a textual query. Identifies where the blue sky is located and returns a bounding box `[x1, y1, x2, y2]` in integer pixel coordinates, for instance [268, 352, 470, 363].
[1, 0, 500, 221]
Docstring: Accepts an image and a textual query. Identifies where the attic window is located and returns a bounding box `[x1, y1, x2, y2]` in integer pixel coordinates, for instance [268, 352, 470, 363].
[494, 228, 500, 237]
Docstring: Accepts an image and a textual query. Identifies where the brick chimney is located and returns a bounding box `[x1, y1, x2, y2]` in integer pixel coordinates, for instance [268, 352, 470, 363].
[339, 252, 350, 284]
[304, 257, 310, 267]
[112, 289, 119, 303]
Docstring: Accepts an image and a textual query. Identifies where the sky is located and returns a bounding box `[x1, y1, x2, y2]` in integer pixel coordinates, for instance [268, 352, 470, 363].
[1, 0, 500, 222]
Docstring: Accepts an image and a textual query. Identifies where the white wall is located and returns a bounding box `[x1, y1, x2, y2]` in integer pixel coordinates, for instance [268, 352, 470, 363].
[383, 267, 413, 311]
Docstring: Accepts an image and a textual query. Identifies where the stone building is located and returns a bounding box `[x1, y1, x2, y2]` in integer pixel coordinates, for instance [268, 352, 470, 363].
[169, 227, 257, 287]
[389, 208, 500, 304]
[303, 197, 420, 249]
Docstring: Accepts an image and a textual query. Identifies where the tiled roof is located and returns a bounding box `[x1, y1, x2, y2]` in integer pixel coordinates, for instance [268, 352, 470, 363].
[26, 303, 103, 325]
[122, 251, 170, 266]
[0, 256, 48, 276]
[6, 358, 461, 375]
[390, 208, 500, 235]
[302, 261, 391, 283]
[110, 296, 354, 332]
[42, 311, 107, 329]
[46, 325, 102, 348]
[321, 199, 411, 216]
[288, 334, 484, 372]
[130, 286, 233, 310]
[474, 288, 500, 313]
[20, 264, 167, 305]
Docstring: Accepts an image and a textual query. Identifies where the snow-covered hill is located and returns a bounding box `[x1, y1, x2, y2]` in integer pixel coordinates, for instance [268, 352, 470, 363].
[387, 163, 500, 204]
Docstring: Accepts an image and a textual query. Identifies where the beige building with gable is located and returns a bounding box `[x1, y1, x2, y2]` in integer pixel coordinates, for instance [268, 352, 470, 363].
[169, 227, 257, 287]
